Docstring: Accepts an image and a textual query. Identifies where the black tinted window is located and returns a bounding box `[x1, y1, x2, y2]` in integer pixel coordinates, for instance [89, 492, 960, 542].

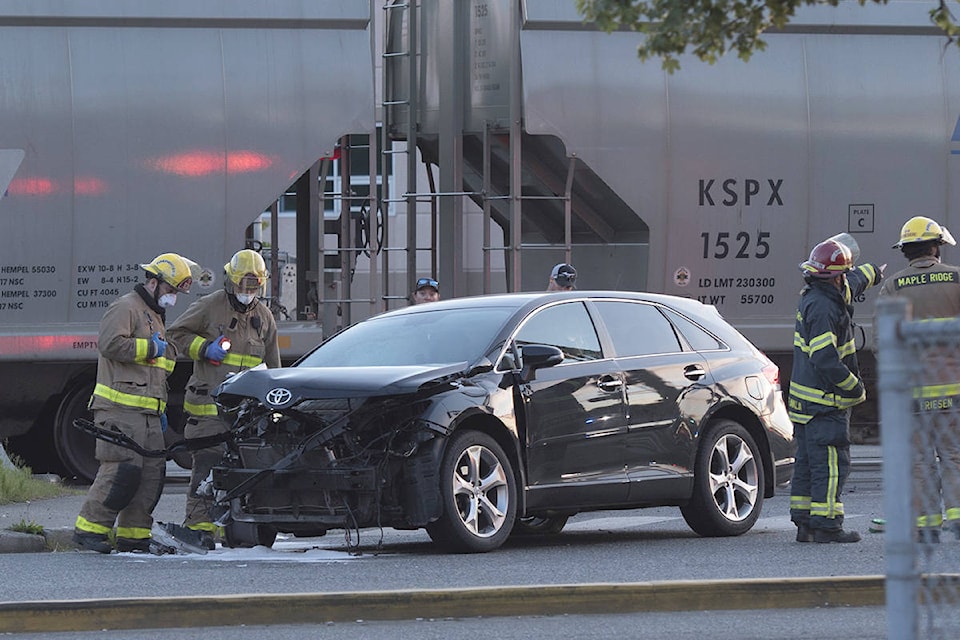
[594, 301, 681, 357]
[662, 308, 724, 351]
[300, 306, 513, 367]
[515, 302, 602, 362]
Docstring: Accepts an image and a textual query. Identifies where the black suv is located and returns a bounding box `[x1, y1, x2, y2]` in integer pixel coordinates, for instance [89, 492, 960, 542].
[212, 292, 795, 553]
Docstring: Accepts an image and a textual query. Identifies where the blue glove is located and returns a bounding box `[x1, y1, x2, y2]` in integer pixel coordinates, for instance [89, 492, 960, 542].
[205, 335, 228, 364]
[160, 413, 168, 432]
[149, 331, 167, 359]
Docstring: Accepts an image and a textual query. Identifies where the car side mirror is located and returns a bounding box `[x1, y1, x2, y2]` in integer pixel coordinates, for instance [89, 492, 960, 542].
[519, 344, 564, 382]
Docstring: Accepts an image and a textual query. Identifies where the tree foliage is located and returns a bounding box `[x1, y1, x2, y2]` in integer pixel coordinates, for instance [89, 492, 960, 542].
[575, 0, 960, 72]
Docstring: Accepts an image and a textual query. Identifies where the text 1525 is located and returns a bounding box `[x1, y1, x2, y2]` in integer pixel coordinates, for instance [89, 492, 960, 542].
[701, 232, 770, 259]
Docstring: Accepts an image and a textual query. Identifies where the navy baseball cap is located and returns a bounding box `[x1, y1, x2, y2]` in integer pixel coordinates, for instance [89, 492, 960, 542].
[550, 263, 577, 288]
[416, 277, 439, 292]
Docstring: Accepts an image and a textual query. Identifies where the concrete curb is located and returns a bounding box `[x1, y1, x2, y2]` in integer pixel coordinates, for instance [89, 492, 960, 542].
[0, 576, 887, 633]
[44, 527, 80, 551]
[0, 530, 47, 553]
[0, 527, 77, 554]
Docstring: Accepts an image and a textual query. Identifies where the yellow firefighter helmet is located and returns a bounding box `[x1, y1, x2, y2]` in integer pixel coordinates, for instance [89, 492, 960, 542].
[140, 253, 194, 292]
[224, 249, 267, 294]
[893, 216, 957, 249]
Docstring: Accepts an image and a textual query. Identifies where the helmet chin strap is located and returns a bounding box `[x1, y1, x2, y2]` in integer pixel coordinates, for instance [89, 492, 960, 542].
[833, 274, 846, 292]
[147, 277, 162, 304]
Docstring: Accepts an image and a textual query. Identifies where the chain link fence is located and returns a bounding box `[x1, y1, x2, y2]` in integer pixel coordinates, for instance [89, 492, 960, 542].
[877, 298, 960, 639]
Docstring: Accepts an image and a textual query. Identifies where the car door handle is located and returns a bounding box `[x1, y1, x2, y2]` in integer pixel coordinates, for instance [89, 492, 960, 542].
[597, 375, 623, 392]
[684, 364, 706, 381]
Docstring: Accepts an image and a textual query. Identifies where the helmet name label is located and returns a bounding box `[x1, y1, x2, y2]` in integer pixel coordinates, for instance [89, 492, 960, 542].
[920, 397, 953, 412]
[895, 271, 957, 289]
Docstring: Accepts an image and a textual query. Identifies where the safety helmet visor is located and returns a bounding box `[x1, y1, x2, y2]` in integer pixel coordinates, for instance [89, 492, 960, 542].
[941, 226, 957, 246]
[168, 275, 193, 293]
[235, 273, 264, 295]
[225, 249, 267, 288]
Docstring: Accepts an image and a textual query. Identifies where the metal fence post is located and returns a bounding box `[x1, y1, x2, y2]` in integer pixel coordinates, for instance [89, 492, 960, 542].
[876, 296, 917, 638]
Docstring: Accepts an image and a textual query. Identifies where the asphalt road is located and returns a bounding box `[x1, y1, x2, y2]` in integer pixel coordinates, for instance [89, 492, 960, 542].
[1, 485, 890, 602]
[0, 467, 900, 637]
[10, 453, 952, 639]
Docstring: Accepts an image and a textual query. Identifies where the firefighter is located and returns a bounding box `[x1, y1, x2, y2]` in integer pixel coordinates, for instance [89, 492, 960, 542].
[788, 237, 884, 543]
[166, 248, 280, 549]
[73, 252, 195, 553]
[878, 215, 960, 543]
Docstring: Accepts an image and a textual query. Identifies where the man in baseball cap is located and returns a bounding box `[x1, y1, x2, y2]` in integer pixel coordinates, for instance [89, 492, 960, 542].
[413, 277, 440, 304]
[547, 263, 577, 291]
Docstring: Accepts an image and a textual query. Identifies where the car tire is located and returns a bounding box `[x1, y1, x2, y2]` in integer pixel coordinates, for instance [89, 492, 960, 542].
[223, 521, 277, 549]
[680, 419, 764, 537]
[426, 430, 517, 553]
[511, 515, 569, 536]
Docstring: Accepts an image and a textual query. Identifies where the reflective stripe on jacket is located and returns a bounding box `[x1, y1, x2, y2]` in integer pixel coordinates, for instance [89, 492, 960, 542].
[88, 289, 175, 414]
[166, 290, 280, 417]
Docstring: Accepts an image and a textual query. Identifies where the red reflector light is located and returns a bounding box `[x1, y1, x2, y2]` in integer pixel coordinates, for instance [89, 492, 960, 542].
[7, 177, 56, 195]
[146, 150, 274, 177]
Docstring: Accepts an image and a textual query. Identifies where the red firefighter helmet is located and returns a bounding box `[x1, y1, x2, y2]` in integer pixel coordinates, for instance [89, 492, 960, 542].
[800, 239, 853, 278]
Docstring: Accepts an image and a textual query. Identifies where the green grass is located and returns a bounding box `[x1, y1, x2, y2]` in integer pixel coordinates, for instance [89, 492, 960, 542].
[9, 518, 44, 535]
[0, 459, 80, 505]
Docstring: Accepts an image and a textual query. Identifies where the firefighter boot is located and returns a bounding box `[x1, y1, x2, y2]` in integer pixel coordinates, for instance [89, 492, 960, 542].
[916, 528, 941, 544]
[199, 532, 216, 551]
[814, 528, 862, 543]
[116, 536, 177, 555]
[795, 523, 814, 543]
[115, 537, 150, 553]
[73, 530, 113, 554]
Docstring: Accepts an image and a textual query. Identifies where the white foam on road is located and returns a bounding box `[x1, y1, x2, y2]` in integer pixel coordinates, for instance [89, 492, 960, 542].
[122, 540, 364, 563]
[111, 512, 868, 563]
[564, 515, 680, 531]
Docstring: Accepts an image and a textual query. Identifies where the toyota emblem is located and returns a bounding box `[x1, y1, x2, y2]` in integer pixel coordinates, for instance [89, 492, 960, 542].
[265, 387, 293, 407]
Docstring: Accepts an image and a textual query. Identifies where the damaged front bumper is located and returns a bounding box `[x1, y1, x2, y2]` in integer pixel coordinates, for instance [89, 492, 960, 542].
[210, 431, 445, 533]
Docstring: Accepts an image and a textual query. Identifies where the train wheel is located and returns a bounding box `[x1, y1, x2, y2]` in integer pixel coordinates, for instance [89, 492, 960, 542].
[53, 381, 99, 483]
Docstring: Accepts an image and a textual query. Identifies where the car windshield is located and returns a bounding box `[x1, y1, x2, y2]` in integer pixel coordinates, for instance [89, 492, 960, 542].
[298, 306, 515, 367]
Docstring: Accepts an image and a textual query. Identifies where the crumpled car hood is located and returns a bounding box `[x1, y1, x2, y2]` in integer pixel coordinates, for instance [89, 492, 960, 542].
[214, 362, 469, 408]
